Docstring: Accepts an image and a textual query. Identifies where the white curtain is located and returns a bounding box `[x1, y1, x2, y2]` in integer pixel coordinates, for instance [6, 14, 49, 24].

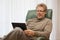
[0, 0, 59, 40]
[0, 0, 13, 37]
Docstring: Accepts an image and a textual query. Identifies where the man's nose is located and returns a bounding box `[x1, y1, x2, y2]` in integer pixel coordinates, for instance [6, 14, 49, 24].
[38, 13, 41, 15]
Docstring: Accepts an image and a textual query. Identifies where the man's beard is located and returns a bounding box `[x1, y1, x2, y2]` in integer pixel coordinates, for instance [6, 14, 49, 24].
[37, 16, 45, 20]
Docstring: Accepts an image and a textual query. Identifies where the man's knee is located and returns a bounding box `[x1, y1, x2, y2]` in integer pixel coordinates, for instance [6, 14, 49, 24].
[13, 27, 23, 33]
[15, 27, 22, 31]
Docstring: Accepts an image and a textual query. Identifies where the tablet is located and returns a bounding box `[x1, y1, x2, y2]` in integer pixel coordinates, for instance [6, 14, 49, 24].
[12, 23, 27, 31]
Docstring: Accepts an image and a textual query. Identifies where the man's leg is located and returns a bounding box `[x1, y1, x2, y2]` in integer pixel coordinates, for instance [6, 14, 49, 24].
[4, 27, 30, 40]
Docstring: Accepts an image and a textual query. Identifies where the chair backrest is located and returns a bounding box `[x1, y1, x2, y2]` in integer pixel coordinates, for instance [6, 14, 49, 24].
[26, 9, 52, 21]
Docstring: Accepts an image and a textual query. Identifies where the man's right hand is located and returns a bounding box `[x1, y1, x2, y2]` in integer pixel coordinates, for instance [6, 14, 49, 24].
[24, 30, 35, 36]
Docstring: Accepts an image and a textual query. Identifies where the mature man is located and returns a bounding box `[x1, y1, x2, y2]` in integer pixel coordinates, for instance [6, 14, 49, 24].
[4, 3, 52, 40]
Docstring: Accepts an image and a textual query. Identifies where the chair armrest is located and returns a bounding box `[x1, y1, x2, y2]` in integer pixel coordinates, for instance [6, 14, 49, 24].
[37, 37, 49, 40]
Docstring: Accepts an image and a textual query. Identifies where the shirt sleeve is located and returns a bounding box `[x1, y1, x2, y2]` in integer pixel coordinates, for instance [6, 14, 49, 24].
[26, 19, 32, 29]
[34, 20, 52, 38]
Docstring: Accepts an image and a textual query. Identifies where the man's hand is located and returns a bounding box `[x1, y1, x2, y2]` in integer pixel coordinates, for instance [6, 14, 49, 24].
[24, 30, 35, 36]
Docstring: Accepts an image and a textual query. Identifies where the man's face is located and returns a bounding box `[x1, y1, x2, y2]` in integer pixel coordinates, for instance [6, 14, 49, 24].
[36, 6, 46, 19]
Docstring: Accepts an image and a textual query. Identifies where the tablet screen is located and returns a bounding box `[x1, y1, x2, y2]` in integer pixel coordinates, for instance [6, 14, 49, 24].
[12, 23, 27, 31]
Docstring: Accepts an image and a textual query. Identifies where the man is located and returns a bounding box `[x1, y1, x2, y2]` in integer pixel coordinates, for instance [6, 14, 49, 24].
[4, 3, 52, 40]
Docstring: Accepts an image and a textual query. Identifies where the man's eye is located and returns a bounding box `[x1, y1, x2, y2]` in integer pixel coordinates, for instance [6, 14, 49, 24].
[37, 10, 45, 12]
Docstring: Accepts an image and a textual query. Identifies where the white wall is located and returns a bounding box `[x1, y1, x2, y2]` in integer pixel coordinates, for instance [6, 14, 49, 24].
[56, 0, 60, 40]
[48, 0, 58, 40]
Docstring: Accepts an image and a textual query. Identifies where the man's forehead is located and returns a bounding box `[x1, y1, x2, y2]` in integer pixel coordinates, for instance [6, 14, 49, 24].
[36, 7, 45, 10]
